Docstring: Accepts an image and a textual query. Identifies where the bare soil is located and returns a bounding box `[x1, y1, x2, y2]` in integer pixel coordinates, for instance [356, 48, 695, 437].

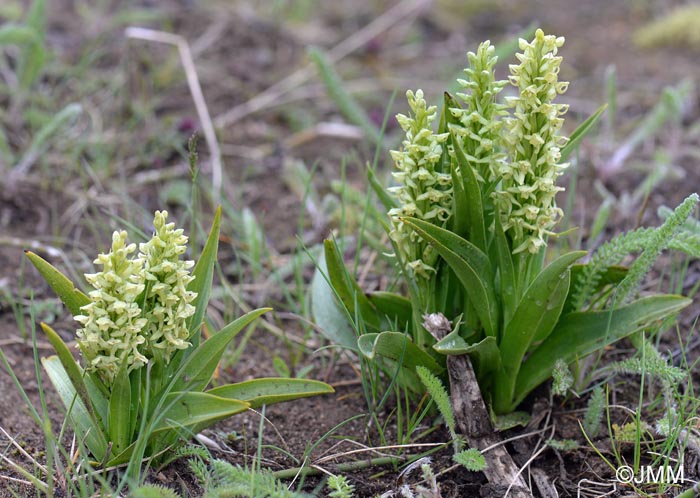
[2, 1, 700, 496]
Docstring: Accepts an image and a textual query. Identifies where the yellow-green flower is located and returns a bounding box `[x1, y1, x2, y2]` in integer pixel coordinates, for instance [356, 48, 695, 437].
[493, 29, 569, 254]
[450, 40, 507, 184]
[135, 211, 196, 361]
[388, 89, 451, 279]
[75, 231, 148, 383]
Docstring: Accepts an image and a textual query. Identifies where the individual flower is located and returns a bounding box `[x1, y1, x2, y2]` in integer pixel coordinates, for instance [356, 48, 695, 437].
[75, 231, 148, 384]
[388, 89, 451, 279]
[492, 29, 569, 254]
[135, 211, 197, 361]
[450, 40, 507, 184]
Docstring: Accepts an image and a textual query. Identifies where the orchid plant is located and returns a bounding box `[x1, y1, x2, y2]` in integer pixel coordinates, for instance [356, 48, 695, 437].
[27, 208, 333, 470]
[319, 30, 694, 414]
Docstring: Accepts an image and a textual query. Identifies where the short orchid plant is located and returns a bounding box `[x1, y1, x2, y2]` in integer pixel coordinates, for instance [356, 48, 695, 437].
[27, 208, 333, 469]
[320, 30, 694, 415]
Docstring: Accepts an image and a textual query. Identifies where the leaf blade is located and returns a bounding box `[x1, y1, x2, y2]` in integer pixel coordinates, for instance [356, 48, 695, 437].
[207, 378, 334, 409]
[401, 217, 499, 337]
[173, 308, 270, 393]
[512, 295, 690, 410]
[561, 103, 608, 161]
[358, 331, 443, 374]
[25, 251, 89, 316]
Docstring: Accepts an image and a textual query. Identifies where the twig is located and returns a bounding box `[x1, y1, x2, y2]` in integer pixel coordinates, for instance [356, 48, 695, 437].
[124, 27, 223, 202]
[316, 442, 445, 465]
[447, 354, 534, 498]
[272, 455, 402, 480]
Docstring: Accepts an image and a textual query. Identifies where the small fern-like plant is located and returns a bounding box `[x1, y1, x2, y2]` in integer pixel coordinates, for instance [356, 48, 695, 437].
[416, 365, 460, 451]
[189, 458, 306, 498]
[129, 484, 181, 498]
[327, 474, 355, 498]
[416, 363, 485, 472]
[583, 386, 605, 439]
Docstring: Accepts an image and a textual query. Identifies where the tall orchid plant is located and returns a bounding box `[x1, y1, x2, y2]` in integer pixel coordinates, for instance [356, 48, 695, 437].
[28, 209, 333, 469]
[320, 30, 693, 414]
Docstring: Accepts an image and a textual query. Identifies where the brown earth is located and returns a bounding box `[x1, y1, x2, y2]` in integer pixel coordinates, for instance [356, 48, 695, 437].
[2, 0, 700, 496]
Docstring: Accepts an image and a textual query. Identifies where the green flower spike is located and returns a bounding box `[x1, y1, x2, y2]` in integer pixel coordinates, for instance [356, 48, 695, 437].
[75, 231, 148, 384]
[136, 210, 197, 362]
[388, 89, 451, 279]
[450, 40, 507, 184]
[494, 29, 570, 254]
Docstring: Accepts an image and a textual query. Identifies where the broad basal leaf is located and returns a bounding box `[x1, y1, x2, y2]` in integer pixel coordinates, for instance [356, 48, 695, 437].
[108, 365, 132, 455]
[173, 308, 270, 393]
[323, 239, 380, 330]
[358, 331, 443, 374]
[42, 356, 108, 462]
[40, 323, 104, 427]
[208, 378, 334, 409]
[500, 251, 585, 370]
[311, 252, 358, 351]
[155, 392, 249, 432]
[512, 295, 690, 411]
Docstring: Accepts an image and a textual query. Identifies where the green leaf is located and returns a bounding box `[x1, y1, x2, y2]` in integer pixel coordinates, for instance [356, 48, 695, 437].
[207, 378, 334, 409]
[561, 103, 607, 161]
[0, 24, 40, 45]
[564, 264, 628, 313]
[454, 449, 486, 472]
[512, 295, 690, 411]
[272, 356, 291, 378]
[185, 206, 221, 346]
[42, 356, 108, 462]
[433, 333, 501, 381]
[108, 365, 131, 455]
[452, 143, 484, 227]
[366, 291, 412, 333]
[401, 217, 499, 337]
[40, 323, 104, 427]
[311, 252, 358, 351]
[173, 308, 270, 393]
[323, 239, 380, 330]
[128, 367, 141, 445]
[416, 366, 456, 439]
[493, 213, 517, 323]
[450, 158, 469, 239]
[449, 127, 487, 251]
[16, 103, 82, 168]
[367, 164, 398, 212]
[308, 47, 381, 145]
[358, 331, 443, 375]
[493, 411, 531, 431]
[156, 392, 249, 432]
[25, 251, 89, 316]
[500, 251, 585, 372]
[241, 207, 264, 278]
